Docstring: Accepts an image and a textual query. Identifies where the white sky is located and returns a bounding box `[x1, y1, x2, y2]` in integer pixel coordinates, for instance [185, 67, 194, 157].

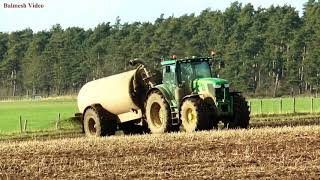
[0, 0, 305, 32]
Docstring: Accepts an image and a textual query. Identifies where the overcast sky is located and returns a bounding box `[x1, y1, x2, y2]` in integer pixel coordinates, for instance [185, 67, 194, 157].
[0, 0, 305, 32]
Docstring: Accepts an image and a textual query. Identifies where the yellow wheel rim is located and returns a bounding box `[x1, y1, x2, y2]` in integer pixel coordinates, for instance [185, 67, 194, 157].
[159, 108, 165, 123]
[186, 108, 196, 124]
[150, 103, 163, 127]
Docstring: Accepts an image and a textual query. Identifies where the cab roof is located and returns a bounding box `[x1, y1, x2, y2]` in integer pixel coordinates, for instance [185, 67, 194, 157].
[160, 57, 212, 66]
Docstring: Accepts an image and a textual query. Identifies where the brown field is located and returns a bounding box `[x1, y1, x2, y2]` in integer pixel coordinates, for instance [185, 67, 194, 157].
[250, 113, 320, 128]
[0, 126, 320, 179]
[1, 113, 320, 142]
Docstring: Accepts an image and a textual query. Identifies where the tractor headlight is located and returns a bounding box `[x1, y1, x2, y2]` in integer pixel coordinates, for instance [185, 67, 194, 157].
[224, 84, 229, 88]
[213, 84, 221, 88]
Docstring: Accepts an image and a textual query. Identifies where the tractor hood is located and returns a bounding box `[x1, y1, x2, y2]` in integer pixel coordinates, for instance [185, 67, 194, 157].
[193, 77, 229, 87]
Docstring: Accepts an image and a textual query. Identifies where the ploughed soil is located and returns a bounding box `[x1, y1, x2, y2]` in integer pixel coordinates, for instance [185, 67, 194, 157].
[0, 125, 320, 179]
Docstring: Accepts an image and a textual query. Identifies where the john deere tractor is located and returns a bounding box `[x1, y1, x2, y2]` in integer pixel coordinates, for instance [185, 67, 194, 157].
[144, 55, 250, 133]
[77, 54, 250, 136]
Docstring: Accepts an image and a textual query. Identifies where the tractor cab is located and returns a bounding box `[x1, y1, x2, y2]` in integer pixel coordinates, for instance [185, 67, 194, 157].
[160, 56, 213, 89]
[160, 56, 232, 116]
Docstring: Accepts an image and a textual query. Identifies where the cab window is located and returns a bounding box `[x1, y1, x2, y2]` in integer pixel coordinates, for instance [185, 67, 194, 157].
[163, 65, 175, 84]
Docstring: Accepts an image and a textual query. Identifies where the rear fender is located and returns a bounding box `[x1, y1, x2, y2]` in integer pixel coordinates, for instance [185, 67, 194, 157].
[146, 87, 174, 107]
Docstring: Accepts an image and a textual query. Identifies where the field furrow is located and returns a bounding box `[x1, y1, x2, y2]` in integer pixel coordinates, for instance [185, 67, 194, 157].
[0, 126, 320, 179]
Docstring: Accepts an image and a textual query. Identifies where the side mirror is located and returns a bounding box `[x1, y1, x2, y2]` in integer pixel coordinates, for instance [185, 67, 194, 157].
[129, 58, 146, 66]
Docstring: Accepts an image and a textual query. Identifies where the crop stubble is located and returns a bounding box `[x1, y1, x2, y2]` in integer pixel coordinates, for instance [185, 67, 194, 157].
[0, 126, 320, 179]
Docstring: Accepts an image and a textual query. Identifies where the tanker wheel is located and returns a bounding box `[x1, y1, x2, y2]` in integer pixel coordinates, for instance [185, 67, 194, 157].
[145, 91, 173, 134]
[180, 97, 213, 132]
[83, 107, 116, 137]
[224, 94, 250, 129]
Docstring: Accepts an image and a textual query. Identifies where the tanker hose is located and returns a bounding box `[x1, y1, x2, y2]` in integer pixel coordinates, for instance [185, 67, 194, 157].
[129, 58, 146, 66]
[130, 58, 156, 88]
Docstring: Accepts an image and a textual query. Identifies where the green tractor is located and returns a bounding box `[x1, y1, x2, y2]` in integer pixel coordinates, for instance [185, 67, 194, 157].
[144, 55, 250, 133]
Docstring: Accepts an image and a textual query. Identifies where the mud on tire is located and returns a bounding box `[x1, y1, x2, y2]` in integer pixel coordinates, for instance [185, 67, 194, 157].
[83, 106, 117, 137]
[202, 97, 219, 129]
[225, 93, 250, 128]
[145, 91, 174, 134]
[180, 97, 214, 132]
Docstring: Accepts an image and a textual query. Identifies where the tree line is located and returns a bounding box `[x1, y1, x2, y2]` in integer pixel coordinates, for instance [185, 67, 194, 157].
[0, 1, 320, 97]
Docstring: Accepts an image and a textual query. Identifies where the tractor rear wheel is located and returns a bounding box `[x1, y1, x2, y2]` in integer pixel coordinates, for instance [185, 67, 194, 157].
[83, 106, 116, 137]
[225, 94, 250, 128]
[180, 97, 213, 132]
[145, 91, 172, 134]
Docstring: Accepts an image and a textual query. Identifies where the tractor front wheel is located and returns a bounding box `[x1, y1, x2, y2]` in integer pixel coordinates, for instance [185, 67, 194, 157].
[180, 98, 213, 132]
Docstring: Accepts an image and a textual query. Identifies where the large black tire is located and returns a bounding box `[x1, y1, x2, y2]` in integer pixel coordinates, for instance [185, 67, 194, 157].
[180, 97, 213, 132]
[145, 91, 173, 134]
[83, 106, 117, 137]
[202, 97, 219, 129]
[225, 94, 250, 128]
